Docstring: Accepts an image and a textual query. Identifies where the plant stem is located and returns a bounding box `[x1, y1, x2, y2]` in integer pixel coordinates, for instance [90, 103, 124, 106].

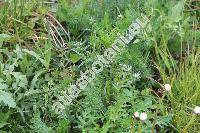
[131, 117, 135, 133]
[182, 114, 196, 133]
[138, 121, 142, 133]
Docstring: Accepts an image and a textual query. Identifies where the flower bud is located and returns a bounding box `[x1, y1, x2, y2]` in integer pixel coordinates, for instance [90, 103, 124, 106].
[164, 84, 171, 92]
[140, 112, 147, 121]
[134, 111, 139, 118]
[194, 106, 200, 114]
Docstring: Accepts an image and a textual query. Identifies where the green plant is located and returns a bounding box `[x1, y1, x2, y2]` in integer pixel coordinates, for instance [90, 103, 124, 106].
[0, 0, 199, 132]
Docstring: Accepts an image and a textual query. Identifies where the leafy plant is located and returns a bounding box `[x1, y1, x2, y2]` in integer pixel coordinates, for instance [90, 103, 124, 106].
[0, 0, 199, 132]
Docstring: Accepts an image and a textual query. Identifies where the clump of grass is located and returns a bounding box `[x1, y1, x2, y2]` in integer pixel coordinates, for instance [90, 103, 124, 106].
[156, 46, 200, 132]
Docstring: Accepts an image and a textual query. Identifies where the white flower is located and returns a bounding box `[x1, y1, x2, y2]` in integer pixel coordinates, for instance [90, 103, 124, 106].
[121, 64, 132, 72]
[134, 112, 139, 118]
[194, 106, 200, 114]
[139, 112, 147, 121]
[89, 17, 95, 24]
[117, 14, 123, 19]
[133, 72, 141, 79]
[164, 84, 171, 92]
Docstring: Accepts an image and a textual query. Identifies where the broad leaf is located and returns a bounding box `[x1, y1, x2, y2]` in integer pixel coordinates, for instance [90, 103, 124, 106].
[168, 1, 184, 22]
[0, 90, 16, 108]
[0, 34, 11, 47]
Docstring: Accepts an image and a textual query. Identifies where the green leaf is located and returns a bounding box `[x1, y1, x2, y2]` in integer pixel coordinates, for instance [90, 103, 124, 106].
[30, 112, 53, 132]
[0, 122, 9, 129]
[123, 89, 132, 97]
[30, 70, 46, 90]
[0, 34, 11, 40]
[168, 1, 184, 22]
[0, 112, 10, 129]
[69, 53, 81, 63]
[44, 41, 52, 69]
[11, 72, 28, 88]
[0, 34, 11, 47]
[0, 83, 8, 90]
[22, 49, 46, 67]
[0, 90, 16, 108]
[28, 17, 39, 29]
[56, 119, 70, 133]
[0, 112, 10, 122]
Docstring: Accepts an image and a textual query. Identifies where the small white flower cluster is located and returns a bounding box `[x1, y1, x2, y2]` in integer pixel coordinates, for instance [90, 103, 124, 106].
[119, 64, 132, 81]
[117, 14, 123, 19]
[194, 106, 200, 114]
[120, 63, 132, 72]
[72, 41, 83, 46]
[133, 71, 141, 79]
[134, 111, 147, 121]
[164, 84, 171, 92]
[89, 16, 95, 24]
[119, 63, 141, 81]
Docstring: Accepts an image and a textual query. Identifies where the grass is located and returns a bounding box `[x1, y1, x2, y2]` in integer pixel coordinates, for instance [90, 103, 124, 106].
[0, 0, 199, 132]
[157, 47, 200, 132]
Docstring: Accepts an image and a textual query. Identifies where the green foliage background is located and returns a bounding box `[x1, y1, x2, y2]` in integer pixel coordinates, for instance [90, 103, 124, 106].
[0, 0, 199, 132]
